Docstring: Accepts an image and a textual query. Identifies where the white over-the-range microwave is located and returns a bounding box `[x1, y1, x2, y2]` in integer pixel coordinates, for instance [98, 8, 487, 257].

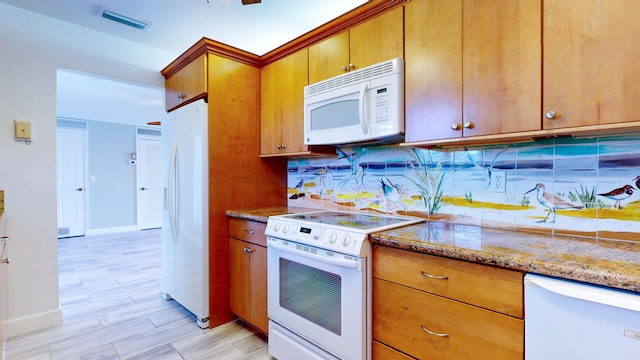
[303, 57, 404, 146]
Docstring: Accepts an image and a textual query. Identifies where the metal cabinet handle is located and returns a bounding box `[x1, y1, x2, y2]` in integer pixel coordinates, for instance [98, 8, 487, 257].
[421, 324, 449, 337]
[140, 187, 148, 191]
[341, 65, 347, 71]
[348, 63, 355, 70]
[420, 270, 448, 280]
[545, 111, 557, 119]
[76, 188, 84, 191]
[243, 247, 254, 253]
[244, 230, 254, 235]
[451, 123, 461, 131]
[1, 257, 9, 264]
[463, 121, 474, 129]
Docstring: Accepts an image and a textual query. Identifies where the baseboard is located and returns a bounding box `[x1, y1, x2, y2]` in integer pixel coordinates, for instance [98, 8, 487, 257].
[5, 307, 63, 338]
[86, 225, 137, 236]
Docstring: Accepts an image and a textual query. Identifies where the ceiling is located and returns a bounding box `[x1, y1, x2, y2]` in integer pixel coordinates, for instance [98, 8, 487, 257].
[2, 0, 368, 127]
[0, 0, 368, 56]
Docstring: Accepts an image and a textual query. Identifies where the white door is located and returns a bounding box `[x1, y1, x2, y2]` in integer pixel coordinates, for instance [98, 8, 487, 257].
[137, 136, 162, 230]
[57, 128, 86, 238]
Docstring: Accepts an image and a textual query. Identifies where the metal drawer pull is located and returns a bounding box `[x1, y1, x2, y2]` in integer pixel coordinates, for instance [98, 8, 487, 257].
[421, 324, 449, 337]
[420, 270, 448, 280]
[243, 247, 254, 253]
[244, 229, 254, 235]
[1, 257, 9, 264]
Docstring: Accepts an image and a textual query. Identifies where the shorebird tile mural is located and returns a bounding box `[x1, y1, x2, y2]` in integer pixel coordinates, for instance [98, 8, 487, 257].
[287, 135, 640, 241]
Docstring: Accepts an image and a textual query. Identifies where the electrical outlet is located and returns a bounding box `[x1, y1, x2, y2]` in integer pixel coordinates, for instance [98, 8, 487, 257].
[490, 170, 507, 193]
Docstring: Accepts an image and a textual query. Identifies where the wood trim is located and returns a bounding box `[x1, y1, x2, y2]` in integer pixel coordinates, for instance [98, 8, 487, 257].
[261, 0, 409, 65]
[401, 121, 640, 148]
[161, 0, 409, 78]
[161, 38, 262, 78]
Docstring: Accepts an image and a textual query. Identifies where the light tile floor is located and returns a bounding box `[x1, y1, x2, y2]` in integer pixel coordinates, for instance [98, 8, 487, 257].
[5, 229, 271, 360]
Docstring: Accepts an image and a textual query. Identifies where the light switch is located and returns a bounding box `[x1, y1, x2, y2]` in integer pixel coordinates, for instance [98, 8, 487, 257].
[14, 121, 32, 140]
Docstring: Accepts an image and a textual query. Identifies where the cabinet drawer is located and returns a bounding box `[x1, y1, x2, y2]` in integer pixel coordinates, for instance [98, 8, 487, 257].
[372, 245, 523, 318]
[229, 218, 267, 246]
[373, 279, 523, 360]
[372, 340, 415, 359]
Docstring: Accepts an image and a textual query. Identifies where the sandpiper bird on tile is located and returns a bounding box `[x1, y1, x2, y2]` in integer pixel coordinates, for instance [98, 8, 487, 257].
[598, 184, 635, 210]
[525, 183, 583, 223]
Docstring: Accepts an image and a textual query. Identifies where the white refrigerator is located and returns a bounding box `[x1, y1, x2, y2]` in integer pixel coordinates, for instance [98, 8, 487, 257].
[161, 99, 209, 329]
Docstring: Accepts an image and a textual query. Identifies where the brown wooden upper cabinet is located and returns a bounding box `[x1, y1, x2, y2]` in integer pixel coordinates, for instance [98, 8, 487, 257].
[260, 49, 309, 156]
[404, 0, 541, 143]
[543, 0, 640, 129]
[164, 54, 207, 112]
[308, 7, 404, 85]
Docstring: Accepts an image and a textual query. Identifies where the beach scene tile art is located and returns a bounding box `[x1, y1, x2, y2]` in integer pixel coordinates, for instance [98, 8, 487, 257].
[287, 135, 640, 242]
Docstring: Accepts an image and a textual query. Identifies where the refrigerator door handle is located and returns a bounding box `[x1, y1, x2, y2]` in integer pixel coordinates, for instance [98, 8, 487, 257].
[525, 274, 640, 312]
[168, 141, 179, 243]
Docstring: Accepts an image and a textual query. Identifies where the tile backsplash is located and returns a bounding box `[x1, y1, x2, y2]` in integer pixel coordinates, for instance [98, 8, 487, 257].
[287, 135, 640, 242]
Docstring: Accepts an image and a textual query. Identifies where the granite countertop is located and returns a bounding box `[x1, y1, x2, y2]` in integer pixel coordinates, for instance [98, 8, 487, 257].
[225, 206, 317, 223]
[371, 222, 640, 293]
[226, 207, 640, 293]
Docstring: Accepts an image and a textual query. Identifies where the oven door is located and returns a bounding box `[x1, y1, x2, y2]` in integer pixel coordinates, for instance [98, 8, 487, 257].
[267, 237, 367, 360]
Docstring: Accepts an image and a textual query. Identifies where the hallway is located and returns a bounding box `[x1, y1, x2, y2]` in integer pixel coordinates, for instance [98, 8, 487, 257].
[5, 229, 270, 359]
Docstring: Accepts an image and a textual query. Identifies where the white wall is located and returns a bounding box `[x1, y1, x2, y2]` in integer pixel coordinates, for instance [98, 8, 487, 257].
[0, 3, 176, 337]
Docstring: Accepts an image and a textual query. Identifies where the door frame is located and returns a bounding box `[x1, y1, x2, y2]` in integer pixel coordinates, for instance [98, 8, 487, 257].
[56, 119, 89, 238]
[135, 128, 162, 230]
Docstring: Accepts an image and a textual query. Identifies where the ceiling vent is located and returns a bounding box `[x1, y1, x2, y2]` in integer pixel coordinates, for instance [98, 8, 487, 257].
[97, 6, 151, 30]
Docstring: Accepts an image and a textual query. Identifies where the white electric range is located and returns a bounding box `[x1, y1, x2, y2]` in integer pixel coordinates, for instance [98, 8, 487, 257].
[265, 210, 425, 360]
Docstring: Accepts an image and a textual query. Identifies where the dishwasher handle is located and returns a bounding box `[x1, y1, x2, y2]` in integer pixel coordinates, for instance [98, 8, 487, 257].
[525, 274, 640, 313]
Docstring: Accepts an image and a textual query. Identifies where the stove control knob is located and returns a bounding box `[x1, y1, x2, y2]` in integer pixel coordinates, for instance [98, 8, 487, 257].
[283, 224, 291, 234]
[273, 222, 281, 232]
[341, 234, 351, 247]
[328, 232, 337, 244]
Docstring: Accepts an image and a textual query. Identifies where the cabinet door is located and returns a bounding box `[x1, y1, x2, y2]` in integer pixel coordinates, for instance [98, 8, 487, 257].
[463, 0, 541, 137]
[543, 0, 640, 129]
[404, 0, 540, 142]
[165, 72, 182, 111]
[308, 31, 349, 84]
[349, 6, 404, 71]
[180, 55, 207, 104]
[280, 49, 309, 154]
[229, 238, 250, 321]
[260, 59, 284, 155]
[373, 279, 524, 360]
[261, 49, 308, 156]
[249, 244, 268, 334]
[404, 0, 463, 142]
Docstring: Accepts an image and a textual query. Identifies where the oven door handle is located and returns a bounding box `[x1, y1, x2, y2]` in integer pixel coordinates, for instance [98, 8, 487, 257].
[269, 241, 360, 269]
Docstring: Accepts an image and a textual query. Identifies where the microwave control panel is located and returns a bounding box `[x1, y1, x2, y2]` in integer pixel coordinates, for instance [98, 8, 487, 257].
[374, 87, 390, 124]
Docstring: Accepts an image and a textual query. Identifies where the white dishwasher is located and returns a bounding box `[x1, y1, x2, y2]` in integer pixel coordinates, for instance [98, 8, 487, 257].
[525, 273, 640, 360]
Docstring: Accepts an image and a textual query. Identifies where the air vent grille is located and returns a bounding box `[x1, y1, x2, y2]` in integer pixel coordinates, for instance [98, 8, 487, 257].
[305, 59, 398, 97]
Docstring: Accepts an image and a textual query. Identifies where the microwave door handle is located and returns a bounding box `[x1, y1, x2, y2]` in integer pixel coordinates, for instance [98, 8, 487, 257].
[359, 82, 369, 135]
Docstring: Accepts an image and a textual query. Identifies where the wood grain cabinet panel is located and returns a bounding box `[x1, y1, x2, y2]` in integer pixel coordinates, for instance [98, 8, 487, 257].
[373, 279, 524, 360]
[543, 0, 640, 129]
[260, 49, 309, 156]
[372, 245, 524, 359]
[308, 7, 403, 85]
[229, 219, 269, 334]
[404, 0, 541, 142]
[373, 245, 523, 318]
[164, 54, 207, 112]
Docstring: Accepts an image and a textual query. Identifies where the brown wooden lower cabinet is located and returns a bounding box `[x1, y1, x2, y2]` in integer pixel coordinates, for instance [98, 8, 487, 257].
[373, 279, 523, 359]
[372, 340, 415, 359]
[372, 245, 524, 359]
[228, 218, 268, 334]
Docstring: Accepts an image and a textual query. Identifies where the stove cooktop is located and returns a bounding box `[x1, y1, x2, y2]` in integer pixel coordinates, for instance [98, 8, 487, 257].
[265, 210, 425, 257]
